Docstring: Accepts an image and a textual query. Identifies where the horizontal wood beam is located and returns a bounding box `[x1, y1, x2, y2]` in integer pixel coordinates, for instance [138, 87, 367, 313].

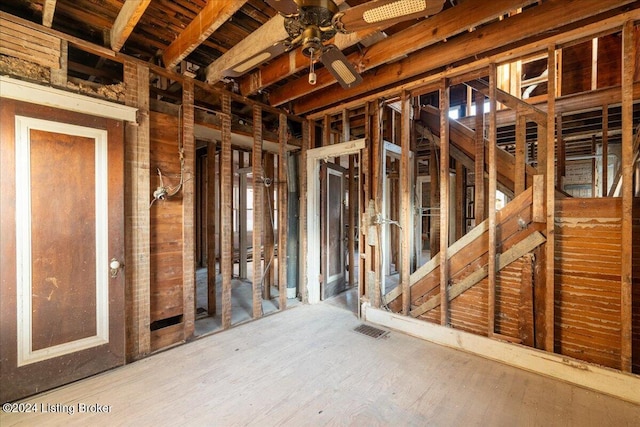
[269, 0, 538, 106]
[465, 79, 547, 126]
[110, 0, 151, 52]
[293, 0, 638, 114]
[163, 0, 247, 69]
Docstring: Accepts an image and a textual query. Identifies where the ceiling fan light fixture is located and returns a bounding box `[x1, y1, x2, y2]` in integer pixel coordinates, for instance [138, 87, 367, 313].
[362, 0, 427, 23]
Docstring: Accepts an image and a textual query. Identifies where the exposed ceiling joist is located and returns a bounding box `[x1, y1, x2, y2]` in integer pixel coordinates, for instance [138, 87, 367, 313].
[163, 0, 248, 69]
[42, 0, 56, 28]
[293, 0, 638, 114]
[205, 0, 349, 84]
[267, 0, 539, 107]
[110, 0, 152, 52]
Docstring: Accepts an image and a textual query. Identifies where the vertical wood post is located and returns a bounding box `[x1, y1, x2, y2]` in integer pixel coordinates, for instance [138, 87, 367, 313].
[455, 160, 464, 241]
[401, 91, 412, 316]
[263, 152, 275, 298]
[206, 140, 217, 316]
[343, 109, 356, 288]
[239, 152, 247, 279]
[620, 20, 635, 372]
[278, 114, 288, 310]
[488, 64, 498, 337]
[361, 103, 371, 303]
[50, 40, 67, 87]
[182, 80, 195, 339]
[602, 105, 609, 197]
[515, 115, 527, 195]
[123, 60, 150, 360]
[252, 105, 264, 318]
[299, 120, 310, 303]
[557, 114, 565, 192]
[372, 101, 382, 308]
[323, 114, 331, 146]
[474, 90, 486, 223]
[438, 82, 450, 325]
[544, 45, 557, 352]
[221, 93, 233, 329]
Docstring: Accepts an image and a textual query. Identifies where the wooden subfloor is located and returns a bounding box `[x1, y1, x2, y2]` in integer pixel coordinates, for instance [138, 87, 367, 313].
[2, 301, 639, 426]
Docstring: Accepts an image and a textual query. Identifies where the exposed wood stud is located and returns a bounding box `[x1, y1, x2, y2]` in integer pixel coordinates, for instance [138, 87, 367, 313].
[323, 114, 331, 146]
[515, 115, 527, 195]
[455, 160, 464, 241]
[182, 79, 195, 340]
[221, 93, 232, 329]
[474, 89, 486, 223]
[400, 92, 413, 315]
[620, 20, 635, 372]
[544, 45, 556, 353]
[123, 60, 150, 360]
[602, 104, 609, 197]
[299, 120, 310, 303]
[239, 152, 247, 279]
[372, 101, 382, 308]
[206, 140, 217, 316]
[361, 102, 371, 303]
[438, 83, 450, 325]
[343, 109, 356, 288]
[263, 152, 275, 299]
[556, 114, 565, 191]
[50, 39, 67, 87]
[110, 0, 151, 52]
[278, 114, 288, 310]
[252, 105, 264, 319]
[487, 64, 498, 337]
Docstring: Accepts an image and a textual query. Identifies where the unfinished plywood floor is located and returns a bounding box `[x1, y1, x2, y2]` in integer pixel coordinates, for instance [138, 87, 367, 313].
[2, 303, 639, 426]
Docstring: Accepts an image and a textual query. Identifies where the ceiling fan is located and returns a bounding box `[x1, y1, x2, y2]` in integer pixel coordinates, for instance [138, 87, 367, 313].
[226, 0, 445, 89]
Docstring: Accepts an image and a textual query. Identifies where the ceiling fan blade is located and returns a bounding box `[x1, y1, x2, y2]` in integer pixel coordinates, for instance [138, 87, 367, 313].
[320, 44, 363, 89]
[265, 0, 299, 16]
[334, 0, 444, 33]
[224, 41, 289, 77]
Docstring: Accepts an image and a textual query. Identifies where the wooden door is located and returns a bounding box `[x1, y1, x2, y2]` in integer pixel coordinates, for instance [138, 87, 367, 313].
[320, 161, 347, 300]
[0, 99, 125, 403]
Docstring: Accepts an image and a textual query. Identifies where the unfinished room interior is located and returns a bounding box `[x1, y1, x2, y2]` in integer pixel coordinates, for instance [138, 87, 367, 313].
[1, 0, 640, 424]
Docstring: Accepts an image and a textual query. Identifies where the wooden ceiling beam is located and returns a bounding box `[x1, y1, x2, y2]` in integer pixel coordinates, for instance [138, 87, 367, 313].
[162, 0, 247, 69]
[42, 0, 57, 28]
[268, 0, 539, 107]
[110, 0, 152, 52]
[204, 0, 348, 85]
[293, 0, 638, 114]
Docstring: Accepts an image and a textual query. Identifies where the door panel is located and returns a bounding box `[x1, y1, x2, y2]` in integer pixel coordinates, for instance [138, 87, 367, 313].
[320, 162, 346, 299]
[0, 99, 124, 403]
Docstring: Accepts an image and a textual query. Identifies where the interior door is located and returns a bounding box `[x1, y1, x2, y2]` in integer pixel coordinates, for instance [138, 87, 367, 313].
[0, 99, 125, 403]
[320, 161, 347, 300]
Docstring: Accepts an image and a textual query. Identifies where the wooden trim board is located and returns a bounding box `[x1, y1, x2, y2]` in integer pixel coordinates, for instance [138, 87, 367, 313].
[363, 306, 640, 405]
[0, 76, 137, 122]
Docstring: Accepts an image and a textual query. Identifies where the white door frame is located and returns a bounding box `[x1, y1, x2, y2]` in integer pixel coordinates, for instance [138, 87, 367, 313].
[306, 139, 365, 304]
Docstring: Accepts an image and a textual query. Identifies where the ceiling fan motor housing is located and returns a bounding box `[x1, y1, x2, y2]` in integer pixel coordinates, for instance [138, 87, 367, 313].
[284, 0, 339, 43]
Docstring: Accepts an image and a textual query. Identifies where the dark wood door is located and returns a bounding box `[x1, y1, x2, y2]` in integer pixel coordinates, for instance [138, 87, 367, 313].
[0, 99, 125, 403]
[320, 161, 347, 300]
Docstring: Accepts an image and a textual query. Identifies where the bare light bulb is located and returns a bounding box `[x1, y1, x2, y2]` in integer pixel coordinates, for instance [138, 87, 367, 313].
[309, 72, 317, 85]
